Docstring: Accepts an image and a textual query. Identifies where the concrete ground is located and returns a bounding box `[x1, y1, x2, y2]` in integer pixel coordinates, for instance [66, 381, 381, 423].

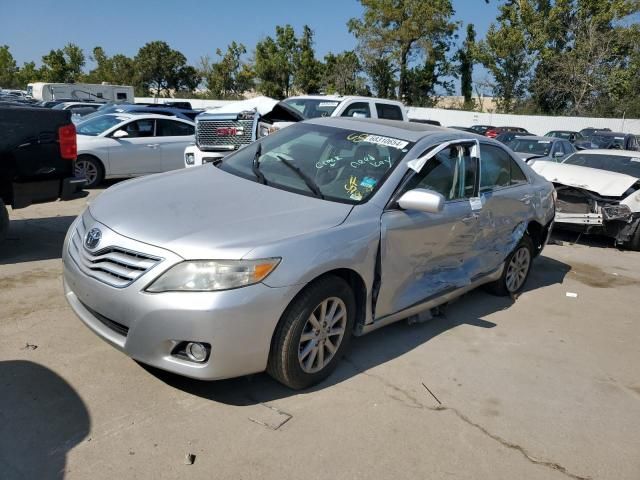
[1, 187, 639, 480]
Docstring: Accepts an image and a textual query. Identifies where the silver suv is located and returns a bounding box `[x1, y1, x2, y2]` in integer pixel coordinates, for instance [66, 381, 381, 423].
[63, 118, 555, 389]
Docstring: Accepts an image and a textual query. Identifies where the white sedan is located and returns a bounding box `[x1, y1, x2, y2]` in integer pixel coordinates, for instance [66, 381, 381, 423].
[75, 113, 195, 187]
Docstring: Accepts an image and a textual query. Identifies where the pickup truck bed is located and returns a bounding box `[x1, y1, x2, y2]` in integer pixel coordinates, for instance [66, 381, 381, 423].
[1, 104, 87, 241]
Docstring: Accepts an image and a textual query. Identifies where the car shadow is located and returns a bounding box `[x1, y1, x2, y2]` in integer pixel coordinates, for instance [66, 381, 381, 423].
[0, 215, 76, 265]
[143, 254, 572, 405]
[550, 229, 616, 249]
[0, 360, 90, 480]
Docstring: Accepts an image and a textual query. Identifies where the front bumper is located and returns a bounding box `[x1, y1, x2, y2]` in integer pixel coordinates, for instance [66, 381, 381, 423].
[184, 145, 231, 168]
[62, 216, 297, 380]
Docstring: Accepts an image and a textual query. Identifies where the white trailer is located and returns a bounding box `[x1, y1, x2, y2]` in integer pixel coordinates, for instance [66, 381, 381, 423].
[27, 82, 134, 102]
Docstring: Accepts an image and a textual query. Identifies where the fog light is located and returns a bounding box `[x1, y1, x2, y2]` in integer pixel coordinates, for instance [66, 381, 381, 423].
[185, 342, 207, 362]
[185, 152, 195, 165]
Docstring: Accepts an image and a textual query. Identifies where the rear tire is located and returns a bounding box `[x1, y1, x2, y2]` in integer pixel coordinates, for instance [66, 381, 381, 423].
[486, 234, 534, 296]
[0, 199, 8, 243]
[267, 276, 355, 390]
[75, 155, 104, 188]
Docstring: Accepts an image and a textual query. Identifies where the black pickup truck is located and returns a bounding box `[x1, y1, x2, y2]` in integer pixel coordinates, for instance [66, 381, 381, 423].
[0, 104, 87, 241]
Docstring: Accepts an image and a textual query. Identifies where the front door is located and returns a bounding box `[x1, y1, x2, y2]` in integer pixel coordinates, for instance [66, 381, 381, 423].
[375, 142, 480, 319]
[108, 119, 161, 176]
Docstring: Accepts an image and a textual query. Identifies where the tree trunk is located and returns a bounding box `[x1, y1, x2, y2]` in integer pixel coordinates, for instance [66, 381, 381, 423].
[398, 45, 410, 102]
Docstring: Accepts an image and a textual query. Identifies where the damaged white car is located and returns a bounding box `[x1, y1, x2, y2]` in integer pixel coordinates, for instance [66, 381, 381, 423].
[532, 150, 640, 249]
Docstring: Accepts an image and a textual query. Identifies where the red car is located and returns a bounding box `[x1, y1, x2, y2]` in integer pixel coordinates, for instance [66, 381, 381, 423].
[486, 126, 530, 138]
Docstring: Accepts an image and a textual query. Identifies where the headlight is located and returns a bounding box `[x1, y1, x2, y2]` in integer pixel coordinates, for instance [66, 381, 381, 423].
[258, 125, 270, 138]
[146, 258, 280, 292]
[601, 204, 632, 220]
[185, 152, 195, 165]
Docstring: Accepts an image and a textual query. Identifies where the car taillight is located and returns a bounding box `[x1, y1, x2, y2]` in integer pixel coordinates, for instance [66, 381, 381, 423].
[58, 123, 77, 160]
[486, 130, 498, 138]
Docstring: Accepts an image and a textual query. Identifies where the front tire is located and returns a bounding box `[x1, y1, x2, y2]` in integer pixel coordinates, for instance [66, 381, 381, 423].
[486, 234, 534, 296]
[75, 155, 104, 188]
[267, 276, 355, 390]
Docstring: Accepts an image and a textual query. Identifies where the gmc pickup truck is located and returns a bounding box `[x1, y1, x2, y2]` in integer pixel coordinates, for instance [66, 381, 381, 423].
[184, 95, 408, 168]
[0, 104, 87, 241]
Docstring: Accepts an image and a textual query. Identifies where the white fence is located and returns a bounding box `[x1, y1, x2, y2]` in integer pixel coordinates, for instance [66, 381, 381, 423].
[136, 97, 640, 135]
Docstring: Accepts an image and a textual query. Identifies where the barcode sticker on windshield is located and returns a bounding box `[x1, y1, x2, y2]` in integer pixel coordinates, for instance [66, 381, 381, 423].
[631, 158, 640, 163]
[361, 135, 409, 150]
[319, 102, 339, 107]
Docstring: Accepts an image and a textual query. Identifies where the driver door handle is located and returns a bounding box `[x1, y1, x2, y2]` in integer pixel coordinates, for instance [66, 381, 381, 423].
[146, 144, 159, 149]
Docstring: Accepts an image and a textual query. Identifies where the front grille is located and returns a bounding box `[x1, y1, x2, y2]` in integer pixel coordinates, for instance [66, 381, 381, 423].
[69, 218, 161, 288]
[81, 301, 129, 337]
[196, 119, 253, 150]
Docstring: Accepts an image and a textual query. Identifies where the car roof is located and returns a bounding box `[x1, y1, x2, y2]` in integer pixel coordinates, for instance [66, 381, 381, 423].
[592, 131, 628, 137]
[571, 149, 639, 157]
[285, 95, 403, 105]
[306, 117, 484, 142]
[547, 130, 578, 133]
[100, 112, 194, 122]
[512, 136, 560, 141]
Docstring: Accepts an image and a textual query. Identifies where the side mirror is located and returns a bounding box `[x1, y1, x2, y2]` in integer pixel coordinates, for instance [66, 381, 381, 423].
[112, 129, 129, 138]
[397, 189, 444, 214]
[553, 151, 564, 158]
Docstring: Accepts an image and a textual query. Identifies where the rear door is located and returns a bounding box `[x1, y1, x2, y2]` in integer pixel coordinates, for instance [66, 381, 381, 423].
[107, 119, 161, 175]
[474, 143, 532, 275]
[376, 141, 480, 319]
[155, 119, 195, 171]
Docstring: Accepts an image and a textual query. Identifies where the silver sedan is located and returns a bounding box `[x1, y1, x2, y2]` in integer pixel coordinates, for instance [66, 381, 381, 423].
[62, 119, 555, 389]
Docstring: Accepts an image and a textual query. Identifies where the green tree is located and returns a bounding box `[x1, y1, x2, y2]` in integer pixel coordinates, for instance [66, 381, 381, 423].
[348, 0, 457, 101]
[40, 43, 85, 83]
[15, 61, 42, 87]
[323, 51, 368, 95]
[0, 45, 18, 88]
[202, 42, 254, 99]
[134, 41, 199, 96]
[85, 47, 136, 87]
[457, 24, 477, 109]
[293, 25, 322, 94]
[255, 25, 301, 98]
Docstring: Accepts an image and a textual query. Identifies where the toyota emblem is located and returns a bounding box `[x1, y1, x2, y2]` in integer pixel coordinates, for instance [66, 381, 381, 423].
[85, 228, 102, 249]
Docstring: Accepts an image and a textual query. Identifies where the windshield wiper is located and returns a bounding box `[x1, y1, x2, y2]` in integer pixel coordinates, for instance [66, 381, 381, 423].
[275, 154, 324, 199]
[252, 143, 267, 185]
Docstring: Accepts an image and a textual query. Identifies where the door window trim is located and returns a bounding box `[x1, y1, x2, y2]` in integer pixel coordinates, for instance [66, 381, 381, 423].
[387, 139, 481, 210]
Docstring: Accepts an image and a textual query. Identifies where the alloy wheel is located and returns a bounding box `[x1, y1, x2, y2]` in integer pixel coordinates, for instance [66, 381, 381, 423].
[505, 246, 531, 292]
[75, 159, 98, 186]
[298, 297, 347, 374]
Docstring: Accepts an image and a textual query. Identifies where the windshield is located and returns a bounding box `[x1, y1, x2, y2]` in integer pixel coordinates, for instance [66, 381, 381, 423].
[589, 135, 624, 149]
[547, 131, 575, 140]
[283, 99, 339, 119]
[563, 153, 640, 178]
[218, 123, 413, 204]
[509, 139, 552, 156]
[76, 115, 127, 136]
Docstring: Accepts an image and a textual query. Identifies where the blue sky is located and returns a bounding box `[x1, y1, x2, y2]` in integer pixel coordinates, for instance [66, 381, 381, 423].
[1, 0, 500, 88]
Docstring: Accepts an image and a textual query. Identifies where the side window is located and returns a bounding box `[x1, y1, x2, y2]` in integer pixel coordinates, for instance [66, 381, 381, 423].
[553, 142, 565, 157]
[116, 92, 127, 100]
[123, 119, 155, 138]
[563, 141, 574, 154]
[156, 119, 195, 136]
[341, 102, 371, 118]
[403, 144, 478, 201]
[480, 144, 526, 190]
[375, 103, 403, 121]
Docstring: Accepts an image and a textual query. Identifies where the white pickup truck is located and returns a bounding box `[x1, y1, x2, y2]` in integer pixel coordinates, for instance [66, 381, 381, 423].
[184, 95, 408, 168]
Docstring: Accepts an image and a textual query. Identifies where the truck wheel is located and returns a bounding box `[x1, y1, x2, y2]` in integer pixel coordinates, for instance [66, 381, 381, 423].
[486, 234, 534, 296]
[75, 155, 104, 188]
[267, 276, 355, 390]
[0, 199, 8, 243]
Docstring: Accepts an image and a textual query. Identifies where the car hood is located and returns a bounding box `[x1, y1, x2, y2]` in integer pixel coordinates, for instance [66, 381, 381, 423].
[531, 160, 639, 197]
[88, 166, 353, 259]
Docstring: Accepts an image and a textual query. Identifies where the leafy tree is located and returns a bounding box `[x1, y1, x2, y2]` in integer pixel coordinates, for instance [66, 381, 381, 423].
[0, 45, 18, 88]
[255, 25, 300, 98]
[457, 24, 477, 109]
[293, 25, 322, 94]
[134, 41, 199, 96]
[323, 51, 368, 95]
[202, 42, 254, 99]
[15, 61, 42, 87]
[85, 47, 136, 87]
[348, 0, 457, 102]
[364, 56, 396, 98]
[40, 43, 85, 83]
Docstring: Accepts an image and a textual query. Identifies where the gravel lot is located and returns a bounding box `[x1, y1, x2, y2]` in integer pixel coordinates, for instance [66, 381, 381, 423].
[1, 186, 639, 480]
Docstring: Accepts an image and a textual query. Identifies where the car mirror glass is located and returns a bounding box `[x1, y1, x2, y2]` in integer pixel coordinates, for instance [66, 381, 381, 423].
[553, 151, 564, 157]
[397, 189, 444, 213]
[112, 129, 129, 138]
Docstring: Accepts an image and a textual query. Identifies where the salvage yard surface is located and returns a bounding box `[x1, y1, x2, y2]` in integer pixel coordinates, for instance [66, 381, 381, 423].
[1, 187, 639, 480]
